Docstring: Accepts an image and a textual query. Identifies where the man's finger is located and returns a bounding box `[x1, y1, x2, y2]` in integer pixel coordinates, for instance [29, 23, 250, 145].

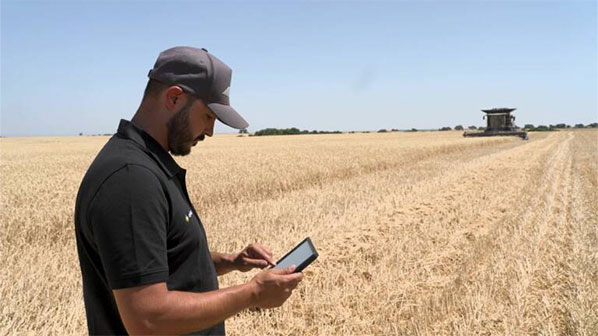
[251, 245, 276, 266]
[243, 258, 269, 268]
[283, 271, 304, 285]
[270, 266, 304, 285]
[268, 265, 296, 275]
[258, 244, 273, 257]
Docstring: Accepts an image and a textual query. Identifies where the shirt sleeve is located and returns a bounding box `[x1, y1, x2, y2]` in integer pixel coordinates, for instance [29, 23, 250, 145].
[89, 164, 169, 289]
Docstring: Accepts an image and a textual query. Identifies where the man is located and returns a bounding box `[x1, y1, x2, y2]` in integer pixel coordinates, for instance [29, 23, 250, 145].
[74, 46, 303, 335]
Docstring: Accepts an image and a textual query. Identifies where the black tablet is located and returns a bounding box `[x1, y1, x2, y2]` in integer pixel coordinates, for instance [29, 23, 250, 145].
[273, 237, 318, 273]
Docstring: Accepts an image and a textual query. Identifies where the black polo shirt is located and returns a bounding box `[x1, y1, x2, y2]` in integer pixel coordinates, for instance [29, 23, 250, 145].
[74, 119, 224, 335]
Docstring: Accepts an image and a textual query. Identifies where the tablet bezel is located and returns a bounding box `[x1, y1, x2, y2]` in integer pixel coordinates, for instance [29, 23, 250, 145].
[274, 237, 318, 273]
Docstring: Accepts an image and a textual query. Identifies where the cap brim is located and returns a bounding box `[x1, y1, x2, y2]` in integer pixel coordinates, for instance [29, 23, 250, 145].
[207, 103, 249, 130]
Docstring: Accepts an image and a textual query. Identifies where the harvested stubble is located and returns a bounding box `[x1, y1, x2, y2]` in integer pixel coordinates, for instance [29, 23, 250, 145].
[1, 130, 596, 335]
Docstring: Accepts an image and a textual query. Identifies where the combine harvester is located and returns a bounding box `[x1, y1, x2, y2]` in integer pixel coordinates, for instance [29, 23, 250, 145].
[463, 107, 528, 140]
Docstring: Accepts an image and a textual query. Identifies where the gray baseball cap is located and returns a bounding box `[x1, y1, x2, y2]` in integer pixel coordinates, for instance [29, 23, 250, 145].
[148, 46, 248, 129]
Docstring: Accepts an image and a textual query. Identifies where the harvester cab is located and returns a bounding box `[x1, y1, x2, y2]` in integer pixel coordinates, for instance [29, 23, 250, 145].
[463, 108, 528, 139]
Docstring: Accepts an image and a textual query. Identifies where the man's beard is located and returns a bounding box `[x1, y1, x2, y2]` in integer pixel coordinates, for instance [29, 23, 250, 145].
[167, 101, 195, 156]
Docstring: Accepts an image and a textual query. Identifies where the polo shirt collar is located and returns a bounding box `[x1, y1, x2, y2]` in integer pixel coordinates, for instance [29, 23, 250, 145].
[116, 119, 182, 178]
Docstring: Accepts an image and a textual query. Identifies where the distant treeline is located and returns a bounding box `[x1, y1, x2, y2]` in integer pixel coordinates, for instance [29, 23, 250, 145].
[439, 125, 479, 131]
[523, 123, 598, 131]
[241, 123, 598, 137]
[79, 133, 112, 136]
[250, 128, 342, 136]
[248, 128, 408, 136]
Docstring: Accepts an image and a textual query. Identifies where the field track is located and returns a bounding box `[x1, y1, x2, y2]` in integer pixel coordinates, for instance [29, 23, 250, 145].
[1, 130, 596, 335]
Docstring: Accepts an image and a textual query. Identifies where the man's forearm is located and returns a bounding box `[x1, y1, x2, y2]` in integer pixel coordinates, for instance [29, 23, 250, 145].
[211, 251, 237, 275]
[115, 282, 256, 335]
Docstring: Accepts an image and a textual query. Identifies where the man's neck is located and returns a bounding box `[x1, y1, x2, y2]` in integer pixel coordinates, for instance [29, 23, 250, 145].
[131, 106, 169, 152]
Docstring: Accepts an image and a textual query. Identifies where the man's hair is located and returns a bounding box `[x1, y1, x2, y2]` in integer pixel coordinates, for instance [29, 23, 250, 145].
[142, 79, 168, 99]
[142, 79, 198, 105]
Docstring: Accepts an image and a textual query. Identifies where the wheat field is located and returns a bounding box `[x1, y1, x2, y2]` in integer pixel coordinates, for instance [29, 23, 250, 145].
[1, 129, 596, 335]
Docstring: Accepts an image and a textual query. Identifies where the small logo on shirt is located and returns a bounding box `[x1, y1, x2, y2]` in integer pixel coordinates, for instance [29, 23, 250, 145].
[222, 87, 230, 97]
[185, 210, 193, 223]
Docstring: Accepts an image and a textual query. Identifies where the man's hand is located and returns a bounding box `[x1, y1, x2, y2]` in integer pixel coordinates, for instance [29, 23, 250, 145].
[250, 266, 304, 309]
[233, 243, 276, 272]
[113, 266, 305, 334]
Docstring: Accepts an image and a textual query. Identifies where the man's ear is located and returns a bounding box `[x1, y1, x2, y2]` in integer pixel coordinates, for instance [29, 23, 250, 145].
[163, 86, 185, 111]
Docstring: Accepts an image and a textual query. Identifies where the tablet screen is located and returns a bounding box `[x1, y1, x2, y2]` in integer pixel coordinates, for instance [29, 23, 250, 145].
[274, 238, 317, 270]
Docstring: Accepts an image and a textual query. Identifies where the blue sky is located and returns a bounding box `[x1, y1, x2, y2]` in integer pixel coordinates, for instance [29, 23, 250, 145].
[1, 1, 596, 136]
